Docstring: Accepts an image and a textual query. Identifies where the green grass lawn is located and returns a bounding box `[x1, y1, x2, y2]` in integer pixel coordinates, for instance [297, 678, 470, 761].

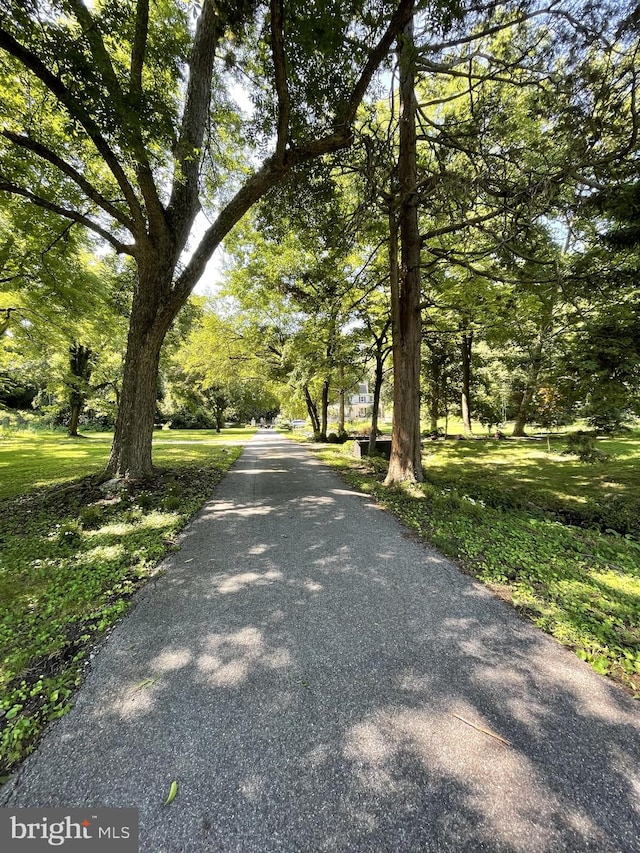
[421, 434, 640, 535]
[312, 432, 640, 699]
[0, 428, 254, 778]
[0, 428, 253, 500]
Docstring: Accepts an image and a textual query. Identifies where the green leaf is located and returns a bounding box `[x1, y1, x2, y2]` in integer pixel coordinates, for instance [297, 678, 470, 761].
[591, 657, 610, 675]
[134, 677, 158, 690]
[5, 705, 23, 720]
[164, 780, 178, 806]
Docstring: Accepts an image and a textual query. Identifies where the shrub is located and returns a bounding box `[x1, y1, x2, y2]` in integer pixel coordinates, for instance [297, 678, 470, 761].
[564, 431, 613, 463]
[55, 520, 83, 548]
[167, 408, 216, 429]
[79, 505, 105, 529]
[163, 496, 182, 511]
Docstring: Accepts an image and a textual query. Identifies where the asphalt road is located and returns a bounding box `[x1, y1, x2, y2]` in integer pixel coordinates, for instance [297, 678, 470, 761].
[3, 431, 640, 852]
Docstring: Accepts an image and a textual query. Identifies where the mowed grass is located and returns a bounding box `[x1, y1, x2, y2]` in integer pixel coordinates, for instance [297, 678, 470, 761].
[422, 434, 640, 535]
[313, 432, 640, 697]
[0, 428, 254, 777]
[0, 428, 253, 499]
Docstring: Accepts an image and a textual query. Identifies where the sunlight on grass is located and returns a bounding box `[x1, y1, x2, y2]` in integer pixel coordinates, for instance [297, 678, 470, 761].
[592, 570, 640, 595]
[80, 544, 126, 564]
[0, 437, 245, 775]
[0, 428, 255, 500]
[86, 521, 137, 537]
[422, 433, 640, 532]
[312, 434, 640, 698]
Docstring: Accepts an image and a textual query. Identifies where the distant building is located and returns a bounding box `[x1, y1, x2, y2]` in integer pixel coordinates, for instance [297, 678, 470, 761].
[347, 382, 378, 419]
[328, 381, 385, 423]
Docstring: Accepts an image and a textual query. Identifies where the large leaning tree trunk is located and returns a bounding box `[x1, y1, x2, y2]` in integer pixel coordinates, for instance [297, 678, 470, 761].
[385, 8, 423, 486]
[0, 0, 413, 481]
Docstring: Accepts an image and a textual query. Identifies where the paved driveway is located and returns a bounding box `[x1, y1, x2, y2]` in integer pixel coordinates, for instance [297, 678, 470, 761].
[3, 431, 640, 851]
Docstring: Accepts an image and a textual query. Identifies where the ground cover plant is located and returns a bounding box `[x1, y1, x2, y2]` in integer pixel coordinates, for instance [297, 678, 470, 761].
[0, 430, 250, 777]
[311, 431, 640, 697]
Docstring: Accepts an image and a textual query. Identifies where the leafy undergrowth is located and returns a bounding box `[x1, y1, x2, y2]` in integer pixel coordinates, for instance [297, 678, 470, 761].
[0, 449, 241, 778]
[314, 443, 640, 699]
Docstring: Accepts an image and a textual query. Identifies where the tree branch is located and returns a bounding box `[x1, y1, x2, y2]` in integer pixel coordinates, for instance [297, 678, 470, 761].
[338, 0, 413, 129]
[270, 0, 290, 165]
[67, 0, 165, 233]
[170, 0, 414, 310]
[1, 130, 134, 231]
[421, 208, 502, 242]
[0, 182, 134, 254]
[168, 0, 224, 243]
[419, 1, 562, 55]
[67, 0, 124, 103]
[130, 0, 149, 101]
[0, 22, 146, 231]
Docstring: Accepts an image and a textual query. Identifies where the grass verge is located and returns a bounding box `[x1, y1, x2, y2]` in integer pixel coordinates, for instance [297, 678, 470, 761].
[0, 441, 244, 779]
[311, 437, 640, 699]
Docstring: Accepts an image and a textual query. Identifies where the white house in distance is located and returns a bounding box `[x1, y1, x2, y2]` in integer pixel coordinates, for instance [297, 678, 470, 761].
[346, 382, 381, 420]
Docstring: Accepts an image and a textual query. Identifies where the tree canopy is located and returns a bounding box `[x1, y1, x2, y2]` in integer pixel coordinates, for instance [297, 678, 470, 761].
[1, 0, 639, 480]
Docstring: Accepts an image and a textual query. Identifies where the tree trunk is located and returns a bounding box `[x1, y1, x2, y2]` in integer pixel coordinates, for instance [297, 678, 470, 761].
[303, 384, 320, 433]
[320, 378, 330, 441]
[369, 350, 384, 455]
[460, 330, 473, 435]
[67, 342, 93, 438]
[107, 261, 175, 479]
[68, 403, 81, 438]
[337, 364, 346, 434]
[512, 335, 545, 437]
[214, 402, 225, 433]
[428, 357, 441, 433]
[385, 9, 423, 486]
